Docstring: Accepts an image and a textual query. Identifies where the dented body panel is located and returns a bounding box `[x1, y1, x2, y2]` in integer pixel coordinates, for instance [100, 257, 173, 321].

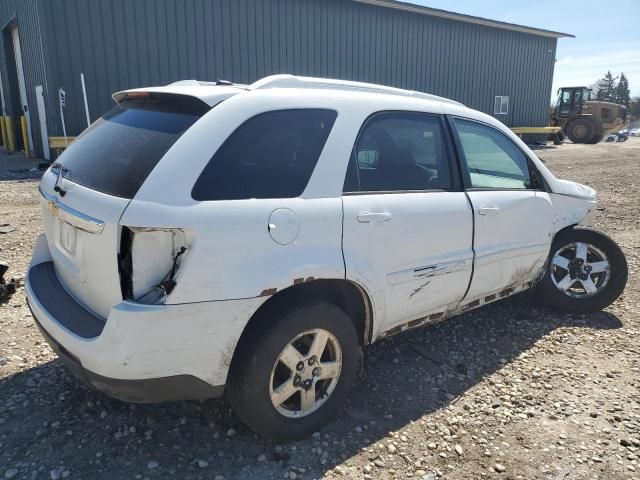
[464, 190, 554, 300]
[27, 235, 265, 386]
[342, 191, 474, 338]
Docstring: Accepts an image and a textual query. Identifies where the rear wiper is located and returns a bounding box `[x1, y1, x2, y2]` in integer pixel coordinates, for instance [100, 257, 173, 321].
[51, 163, 69, 197]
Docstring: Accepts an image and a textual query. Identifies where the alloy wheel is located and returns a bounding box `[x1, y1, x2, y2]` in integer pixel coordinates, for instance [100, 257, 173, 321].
[550, 242, 611, 298]
[269, 328, 342, 418]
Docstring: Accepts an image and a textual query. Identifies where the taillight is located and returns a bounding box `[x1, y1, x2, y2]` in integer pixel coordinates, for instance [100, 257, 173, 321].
[118, 226, 189, 305]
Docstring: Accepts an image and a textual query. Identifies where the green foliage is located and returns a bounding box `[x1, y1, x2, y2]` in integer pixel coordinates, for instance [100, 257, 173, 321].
[591, 71, 631, 107]
[595, 71, 618, 101]
[615, 73, 631, 107]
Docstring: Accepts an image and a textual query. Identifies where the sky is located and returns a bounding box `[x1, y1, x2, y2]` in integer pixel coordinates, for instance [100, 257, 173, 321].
[408, 0, 640, 99]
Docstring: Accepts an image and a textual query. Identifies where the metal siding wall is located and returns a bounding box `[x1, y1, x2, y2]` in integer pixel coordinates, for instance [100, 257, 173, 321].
[3, 0, 558, 143]
[0, 0, 49, 157]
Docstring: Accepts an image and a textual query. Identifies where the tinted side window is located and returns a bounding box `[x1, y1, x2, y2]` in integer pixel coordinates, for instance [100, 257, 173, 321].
[344, 113, 452, 192]
[454, 119, 532, 190]
[192, 109, 337, 200]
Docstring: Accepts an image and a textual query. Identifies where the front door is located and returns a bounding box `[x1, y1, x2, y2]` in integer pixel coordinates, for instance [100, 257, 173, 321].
[451, 117, 554, 300]
[342, 112, 474, 335]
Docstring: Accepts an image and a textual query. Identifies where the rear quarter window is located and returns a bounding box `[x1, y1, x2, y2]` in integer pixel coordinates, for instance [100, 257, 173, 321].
[56, 95, 207, 199]
[191, 109, 337, 201]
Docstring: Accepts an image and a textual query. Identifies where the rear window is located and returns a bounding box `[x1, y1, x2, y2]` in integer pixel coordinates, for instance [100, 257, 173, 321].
[191, 109, 337, 201]
[56, 95, 207, 199]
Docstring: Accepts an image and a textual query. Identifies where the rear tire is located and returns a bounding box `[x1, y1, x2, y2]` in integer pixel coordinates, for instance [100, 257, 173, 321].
[552, 132, 564, 145]
[566, 119, 595, 144]
[588, 134, 604, 144]
[226, 301, 359, 441]
[537, 227, 627, 313]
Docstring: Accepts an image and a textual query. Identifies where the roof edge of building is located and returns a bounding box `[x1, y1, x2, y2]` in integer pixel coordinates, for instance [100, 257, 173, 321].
[351, 0, 575, 39]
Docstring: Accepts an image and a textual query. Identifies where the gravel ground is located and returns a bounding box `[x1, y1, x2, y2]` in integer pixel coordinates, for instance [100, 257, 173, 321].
[1, 140, 639, 480]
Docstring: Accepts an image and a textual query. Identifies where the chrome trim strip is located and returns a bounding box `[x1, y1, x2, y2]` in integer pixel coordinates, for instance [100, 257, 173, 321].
[39, 187, 105, 234]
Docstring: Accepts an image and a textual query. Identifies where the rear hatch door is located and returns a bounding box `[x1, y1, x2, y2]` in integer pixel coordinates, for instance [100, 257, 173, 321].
[39, 93, 209, 319]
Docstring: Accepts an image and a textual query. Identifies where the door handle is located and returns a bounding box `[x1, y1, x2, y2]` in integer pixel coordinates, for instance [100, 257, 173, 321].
[478, 206, 500, 216]
[357, 212, 392, 223]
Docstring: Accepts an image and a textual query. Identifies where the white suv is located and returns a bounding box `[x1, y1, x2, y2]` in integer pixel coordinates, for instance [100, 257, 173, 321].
[26, 75, 627, 440]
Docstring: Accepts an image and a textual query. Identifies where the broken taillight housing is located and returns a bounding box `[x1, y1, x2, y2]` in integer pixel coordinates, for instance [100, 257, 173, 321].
[119, 226, 190, 305]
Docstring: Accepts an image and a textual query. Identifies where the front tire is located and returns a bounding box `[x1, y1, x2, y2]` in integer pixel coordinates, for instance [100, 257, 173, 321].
[226, 302, 359, 441]
[566, 119, 595, 144]
[538, 227, 627, 313]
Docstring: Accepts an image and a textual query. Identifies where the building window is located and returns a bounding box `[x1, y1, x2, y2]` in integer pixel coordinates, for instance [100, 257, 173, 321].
[494, 96, 509, 115]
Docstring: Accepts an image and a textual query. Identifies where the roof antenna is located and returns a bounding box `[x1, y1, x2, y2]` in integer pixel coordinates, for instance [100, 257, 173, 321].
[216, 79, 233, 86]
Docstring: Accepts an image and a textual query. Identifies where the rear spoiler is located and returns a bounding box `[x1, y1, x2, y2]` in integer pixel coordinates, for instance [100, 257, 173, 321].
[112, 85, 243, 107]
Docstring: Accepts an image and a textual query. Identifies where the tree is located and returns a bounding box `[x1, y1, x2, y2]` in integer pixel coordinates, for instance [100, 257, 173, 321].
[615, 72, 631, 107]
[588, 79, 602, 99]
[595, 71, 618, 101]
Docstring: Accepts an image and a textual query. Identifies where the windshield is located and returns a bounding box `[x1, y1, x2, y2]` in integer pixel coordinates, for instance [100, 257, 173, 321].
[54, 95, 208, 199]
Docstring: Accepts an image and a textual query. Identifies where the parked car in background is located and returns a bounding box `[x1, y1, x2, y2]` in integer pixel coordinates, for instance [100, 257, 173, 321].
[25, 75, 629, 441]
[616, 131, 629, 142]
[629, 128, 640, 137]
[604, 132, 628, 142]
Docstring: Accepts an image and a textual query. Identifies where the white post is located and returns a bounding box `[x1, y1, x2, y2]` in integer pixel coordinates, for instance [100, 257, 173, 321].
[35, 85, 50, 161]
[80, 73, 90, 128]
[58, 88, 67, 147]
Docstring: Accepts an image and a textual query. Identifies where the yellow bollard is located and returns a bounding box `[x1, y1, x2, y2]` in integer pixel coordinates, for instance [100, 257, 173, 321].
[20, 115, 29, 158]
[5, 117, 15, 153]
[0, 117, 7, 149]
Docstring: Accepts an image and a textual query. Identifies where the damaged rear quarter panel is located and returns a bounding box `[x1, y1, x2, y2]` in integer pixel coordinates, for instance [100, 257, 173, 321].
[101, 297, 266, 385]
[120, 197, 346, 304]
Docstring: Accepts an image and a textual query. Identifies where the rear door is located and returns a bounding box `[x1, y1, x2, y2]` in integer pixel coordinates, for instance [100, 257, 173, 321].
[342, 112, 474, 334]
[39, 94, 207, 318]
[450, 117, 554, 300]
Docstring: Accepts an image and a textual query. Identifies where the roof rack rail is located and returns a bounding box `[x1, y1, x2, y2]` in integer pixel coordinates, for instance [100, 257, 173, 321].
[249, 74, 464, 106]
[168, 79, 219, 86]
[167, 79, 249, 88]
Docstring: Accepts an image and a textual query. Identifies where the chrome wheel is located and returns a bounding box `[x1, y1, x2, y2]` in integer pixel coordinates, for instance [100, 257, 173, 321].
[269, 328, 342, 418]
[550, 242, 611, 298]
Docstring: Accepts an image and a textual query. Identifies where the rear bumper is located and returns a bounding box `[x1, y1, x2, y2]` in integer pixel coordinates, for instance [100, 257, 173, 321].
[26, 235, 265, 403]
[31, 310, 222, 403]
